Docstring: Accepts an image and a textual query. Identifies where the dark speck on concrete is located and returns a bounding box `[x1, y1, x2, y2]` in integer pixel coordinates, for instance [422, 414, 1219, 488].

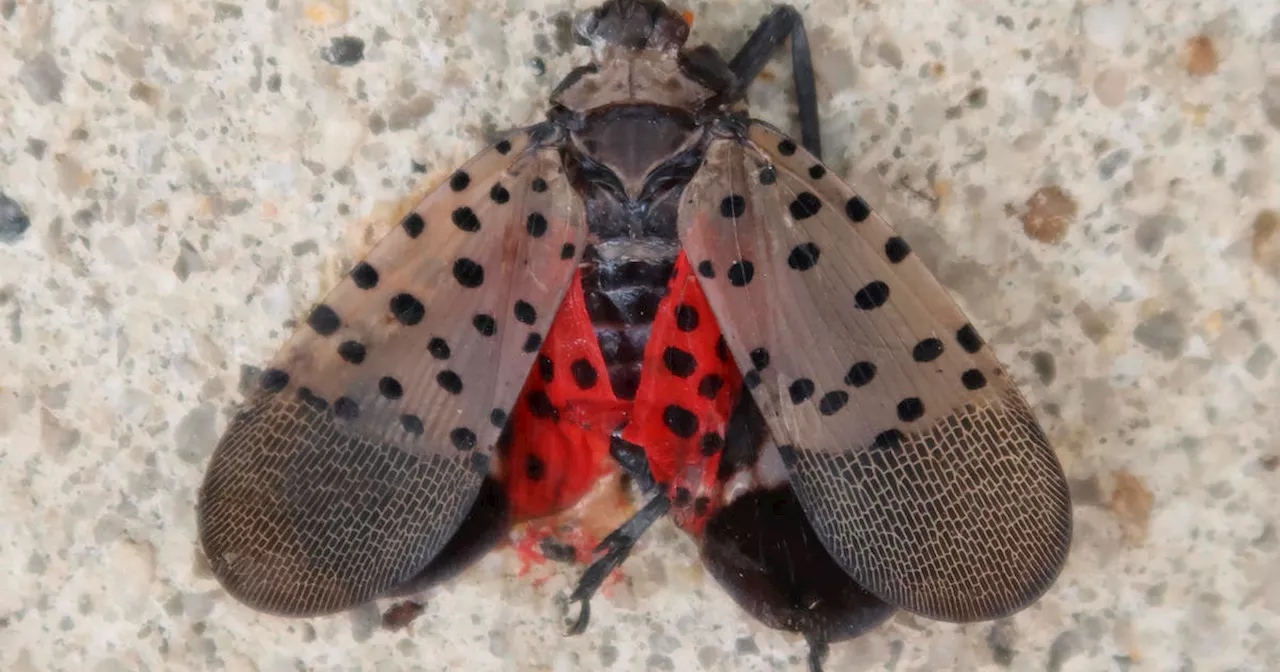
[348, 602, 381, 642]
[266, 73, 282, 92]
[411, 160, 428, 174]
[987, 620, 1017, 666]
[0, 191, 32, 244]
[1046, 630, 1080, 672]
[213, 3, 243, 20]
[599, 644, 618, 667]
[1135, 214, 1185, 255]
[1031, 351, 1056, 385]
[530, 57, 547, 76]
[238, 364, 263, 395]
[645, 654, 674, 671]
[552, 12, 577, 53]
[734, 636, 759, 654]
[1098, 149, 1131, 179]
[26, 138, 47, 159]
[1133, 311, 1187, 360]
[1245, 344, 1275, 379]
[321, 36, 365, 67]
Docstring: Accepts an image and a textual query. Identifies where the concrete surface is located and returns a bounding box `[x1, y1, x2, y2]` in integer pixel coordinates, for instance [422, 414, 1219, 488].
[2, 0, 1278, 670]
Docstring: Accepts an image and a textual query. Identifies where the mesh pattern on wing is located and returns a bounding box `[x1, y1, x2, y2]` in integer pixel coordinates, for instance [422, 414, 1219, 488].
[199, 393, 481, 616]
[784, 388, 1071, 621]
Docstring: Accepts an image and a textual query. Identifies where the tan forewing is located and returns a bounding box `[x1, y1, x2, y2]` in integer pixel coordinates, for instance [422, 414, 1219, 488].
[198, 129, 586, 616]
[677, 121, 1071, 622]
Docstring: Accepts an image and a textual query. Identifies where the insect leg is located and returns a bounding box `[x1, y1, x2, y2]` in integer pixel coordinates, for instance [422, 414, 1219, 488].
[727, 5, 821, 158]
[608, 435, 658, 494]
[560, 493, 671, 635]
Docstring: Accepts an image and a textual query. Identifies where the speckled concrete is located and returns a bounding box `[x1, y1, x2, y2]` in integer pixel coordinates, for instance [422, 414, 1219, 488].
[3, 0, 1278, 670]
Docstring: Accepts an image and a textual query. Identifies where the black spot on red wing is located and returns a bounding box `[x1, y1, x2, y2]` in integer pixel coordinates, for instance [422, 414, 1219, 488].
[428, 337, 451, 360]
[743, 370, 761, 390]
[379, 376, 403, 399]
[350, 262, 379, 289]
[307, 304, 340, 335]
[473, 314, 497, 336]
[560, 243, 576, 260]
[854, 281, 890, 310]
[449, 171, 470, 191]
[674, 304, 699, 331]
[700, 432, 724, 456]
[846, 196, 871, 222]
[897, 397, 925, 422]
[531, 177, 548, 193]
[401, 212, 425, 238]
[453, 258, 485, 287]
[789, 192, 822, 220]
[496, 139, 512, 154]
[525, 454, 546, 481]
[514, 300, 537, 325]
[808, 164, 826, 180]
[570, 359, 598, 389]
[538, 354, 554, 382]
[337, 340, 366, 364]
[526, 212, 548, 238]
[450, 427, 477, 451]
[333, 396, 359, 420]
[788, 378, 815, 404]
[697, 374, 723, 400]
[697, 260, 715, 278]
[523, 332, 542, 353]
[913, 338, 945, 363]
[261, 369, 289, 392]
[437, 370, 463, 395]
[727, 260, 754, 286]
[720, 194, 747, 218]
[662, 404, 699, 438]
[451, 206, 481, 232]
[298, 387, 327, 411]
[662, 347, 697, 378]
[401, 414, 424, 435]
[527, 390, 560, 421]
[693, 497, 710, 516]
[884, 236, 911, 263]
[489, 408, 508, 427]
[489, 183, 510, 204]
[956, 323, 984, 353]
[873, 429, 904, 449]
[673, 487, 692, 507]
[787, 243, 820, 271]
[845, 361, 876, 387]
[759, 166, 777, 185]
[818, 390, 849, 416]
[390, 293, 426, 325]
[778, 139, 797, 155]
[716, 336, 729, 361]
[962, 369, 987, 390]
[749, 347, 770, 370]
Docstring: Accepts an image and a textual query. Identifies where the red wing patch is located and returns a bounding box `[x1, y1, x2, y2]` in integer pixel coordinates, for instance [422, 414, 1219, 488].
[622, 252, 743, 532]
[502, 271, 628, 522]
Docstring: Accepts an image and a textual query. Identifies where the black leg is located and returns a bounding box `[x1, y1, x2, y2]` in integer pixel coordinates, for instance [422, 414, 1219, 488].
[728, 5, 822, 159]
[806, 634, 829, 672]
[560, 493, 671, 635]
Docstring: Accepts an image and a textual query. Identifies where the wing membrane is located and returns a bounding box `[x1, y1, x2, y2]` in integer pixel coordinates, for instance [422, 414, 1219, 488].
[199, 128, 586, 615]
[677, 121, 1071, 621]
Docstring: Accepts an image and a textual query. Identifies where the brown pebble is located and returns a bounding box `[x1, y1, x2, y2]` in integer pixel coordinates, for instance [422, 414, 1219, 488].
[1252, 209, 1280, 278]
[1184, 35, 1218, 77]
[1019, 185, 1077, 244]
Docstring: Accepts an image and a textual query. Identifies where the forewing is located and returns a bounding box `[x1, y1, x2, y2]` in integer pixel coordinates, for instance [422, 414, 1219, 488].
[198, 129, 586, 615]
[677, 121, 1071, 622]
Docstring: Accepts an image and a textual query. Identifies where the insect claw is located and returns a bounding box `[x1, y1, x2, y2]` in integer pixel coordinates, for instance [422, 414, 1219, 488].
[557, 592, 591, 636]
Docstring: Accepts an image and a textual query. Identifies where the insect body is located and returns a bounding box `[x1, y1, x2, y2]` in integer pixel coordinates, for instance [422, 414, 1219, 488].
[197, 2, 1072, 669]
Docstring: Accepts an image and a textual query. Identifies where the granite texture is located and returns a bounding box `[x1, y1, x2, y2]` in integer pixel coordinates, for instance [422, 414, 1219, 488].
[3, 0, 1278, 670]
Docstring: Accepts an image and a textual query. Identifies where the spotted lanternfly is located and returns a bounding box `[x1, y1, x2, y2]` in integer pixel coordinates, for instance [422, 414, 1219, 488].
[196, 2, 1072, 669]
